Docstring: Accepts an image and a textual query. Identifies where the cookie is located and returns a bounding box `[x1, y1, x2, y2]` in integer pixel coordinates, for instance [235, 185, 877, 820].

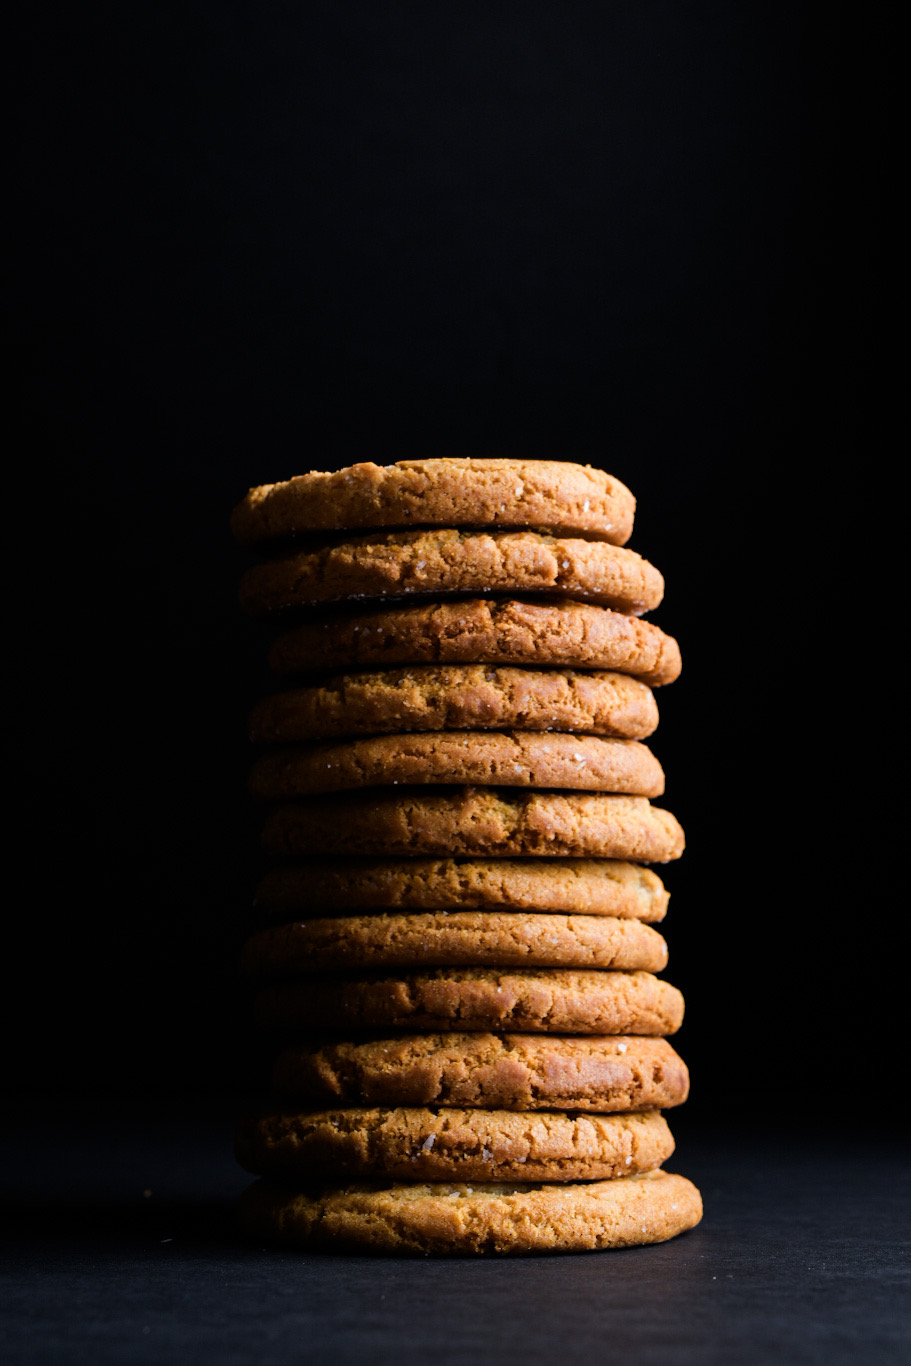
[272, 1034, 689, 1112]
[237, 1168, 703, 1254]
[269, 598, 681, 686]
[249, 733, 665, 800]
[249, 666, 659, 743]
[261, 789, 685, 861]
[238, 530, 664, 616]
[230, 459, 636, 547]
[240, 913, 668, 975]
[253, 858, 669, 922]
[251, 968, 684, 1035]
[236, 1106, 674, 1184]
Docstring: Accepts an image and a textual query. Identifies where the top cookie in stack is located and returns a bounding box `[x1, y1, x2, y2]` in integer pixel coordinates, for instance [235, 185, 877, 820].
[230, 458, 638, 544]
[231, 458, 700, 1256]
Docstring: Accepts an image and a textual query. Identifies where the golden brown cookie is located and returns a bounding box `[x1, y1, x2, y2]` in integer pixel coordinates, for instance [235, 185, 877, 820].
[249, 733, 665, 800]
[261, 789, 685, 861]
[253, 858, 669, 922]
[272, 1033, 689, 1112]
[269, 598, 681, 686]
[238, 530, 664, 616]
[249, 666, 659, 743]
[252, 968, 683, 1035]
[240, 913, 668, 975]
[235, 1106, 674, 1184]
[237, 1168, 703, 1254]
[230, 459, 636, 547]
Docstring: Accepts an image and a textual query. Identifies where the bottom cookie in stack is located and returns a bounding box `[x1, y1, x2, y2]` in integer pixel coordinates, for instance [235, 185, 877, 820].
[238, 1171, 702, 1256]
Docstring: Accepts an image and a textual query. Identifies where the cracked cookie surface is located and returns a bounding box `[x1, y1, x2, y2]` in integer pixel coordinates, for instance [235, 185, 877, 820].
[238, 529, 664, 616]
[262, 788, 685, 860]
[272, 1033, 690, 1111]
[249, 732, 665, 799]
[253, 857, 669, 922]
[241, 912, 666, 978]
[241, 912, 667, 974]
[237, 1168, 703, 1254]
[252, 967, 684, 1034]
[235, 1106, 674, 1183]
[269, 597, 681, 685]
[249, 665, 659, 742]
[231, 459, 636, 547]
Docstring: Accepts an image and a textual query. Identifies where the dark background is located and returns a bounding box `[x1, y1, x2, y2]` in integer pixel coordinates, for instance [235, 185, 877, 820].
[9, 2, 896, 1125]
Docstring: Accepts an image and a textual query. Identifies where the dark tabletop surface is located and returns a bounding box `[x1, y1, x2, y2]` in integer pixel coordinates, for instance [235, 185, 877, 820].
[2, 1102, 907, 1366]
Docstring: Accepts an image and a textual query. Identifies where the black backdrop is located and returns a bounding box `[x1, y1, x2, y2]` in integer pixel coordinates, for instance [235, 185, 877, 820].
[10, 2, 895, 1122]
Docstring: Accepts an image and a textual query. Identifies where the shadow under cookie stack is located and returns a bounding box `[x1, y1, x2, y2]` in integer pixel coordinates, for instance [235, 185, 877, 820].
[231, 458, 702, 1255]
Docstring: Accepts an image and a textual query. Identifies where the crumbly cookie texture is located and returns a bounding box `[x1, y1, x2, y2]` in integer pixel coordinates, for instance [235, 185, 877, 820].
[235, 1106, 674, 1184]
[249, 732, 665, 800]
[240, 912, 668, 975]
[269, 598, 681, 686]
[249, 666, 659, 743]
[252, 967, 684, 1035]
[253, 858, 669, 922]
[272, 1033, 690, 1112]
[230, 459, 636, 547]
[261, 789, 685, 861]
[238, 529, 664, 616]
[237, 1168, 703, 1254]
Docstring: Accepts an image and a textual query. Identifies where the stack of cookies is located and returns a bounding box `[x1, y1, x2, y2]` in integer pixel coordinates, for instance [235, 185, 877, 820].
[231, 458, 702, 1255]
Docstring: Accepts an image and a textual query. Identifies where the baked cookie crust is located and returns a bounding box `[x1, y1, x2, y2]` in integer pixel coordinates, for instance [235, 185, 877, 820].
[237, 1168, 703, 1254]
[261, 789, 685, 861]
[241, 912, 667, 975]
[249, 666, 659, 742]
[238, 529, 664, 616]
[252, 967, 684, 1035]
[249, 732, 665, 799]
[235, 1106, 675, 1184]
[230, 459, 636, 547]
[269, 598, 681, 685]
[272, 1033, 690, 1112]
[253, 858, 669, 922]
